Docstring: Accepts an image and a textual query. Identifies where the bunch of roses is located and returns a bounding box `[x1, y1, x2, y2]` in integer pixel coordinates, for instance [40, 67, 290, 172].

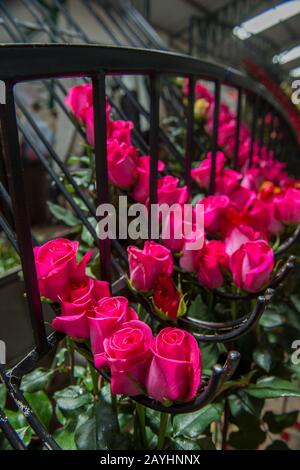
[33, 238, 201, 403]
[182, 78, 300, 184]
[65, 84, 188, 204]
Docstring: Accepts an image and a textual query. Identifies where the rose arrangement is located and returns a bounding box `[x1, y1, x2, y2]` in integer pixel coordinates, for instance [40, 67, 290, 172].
[34, 238, 202, 404]
[18, 81, 299, 451]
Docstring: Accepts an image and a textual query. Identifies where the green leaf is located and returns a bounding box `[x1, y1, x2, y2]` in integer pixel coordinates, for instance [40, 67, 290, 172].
[54, 386, 93, 413]
[229, 414, 266, 450]
[169, 437, 201, 450]
[246, 376, 300, 399]
[75, 399, 120, 450]
[263, 411, 298, 434]
[259, 310, 284, 329]
[253, 347, 274, 373]
[291, 295, 300, 312]
[24, 391, 53, 430]
[53, 423, 77, 450]
[188, 294, 209, 320]
[200, 343, 219, 371]
[146, 408, 172, 436]
[55, 348, 68, 368]
[16, 426, 33, 447]
[228, 390, 263, 418]
[0, 384, 6, 408]
[21, 368, 54, 393]
[173, 402, 224, 438]
[47, 202, 80, 227]
[266, 440, 290, 450]
[4, 410, 27, 429]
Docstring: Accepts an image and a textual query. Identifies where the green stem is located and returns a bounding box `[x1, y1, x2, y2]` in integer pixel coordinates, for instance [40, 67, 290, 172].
[136, 403, 147, 449]
[231, 300, 237, 321]
[66, 337, 75, 382]
[88, 362, 99, 397]
[110, 388, 120, 432]
[207, 291, 214, 313]
[157, 412, 169, 450]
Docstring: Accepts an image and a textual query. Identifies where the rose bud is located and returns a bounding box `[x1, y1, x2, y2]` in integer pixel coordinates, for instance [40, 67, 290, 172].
[107, 140, 138, 189]
[191, 151, 225, 189]
[52, 250, 110, 339]
[230, 240, 274, 293]
[95, 320, 153, 396]
[146, 328, 201, 403]
[131, 155, 165, 203]
[153, 274, 185, 321]
[128, 241, 173, 292]
[34, 238, 79, 302]
[88, 296, 138, 354]
[196, 240, 229, 290]
[274, 188, 300, 224]
[65, 84, 93, 122]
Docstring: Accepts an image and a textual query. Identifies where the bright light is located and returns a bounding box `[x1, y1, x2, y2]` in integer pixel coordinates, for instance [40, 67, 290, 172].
[290, 66, 300, 77]
[233, 1, 300, 40]
[273, 44, 300, 64]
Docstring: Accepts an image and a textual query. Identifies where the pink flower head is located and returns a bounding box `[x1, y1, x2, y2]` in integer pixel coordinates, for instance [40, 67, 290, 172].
[225, 225, 260, 257]
[88, 296, 138, 354]
[274, 188, 300, 224]
[95, 320, 153, 396]
[83, 101, 111, 146]
[107, 140, 138, 189]
[131, 156, 165, 203]
[146, 327, 201, 403]
[128, 241, 173, 292]
[191, 152, 225, 189]
[157, 176, 188, 206]
[195, 240, 229, 290]
[52, 250, 110, 339]
[65, 84, 93, 122]
[198, 194, 230, 233]
[108, 120, 134, 146]
[215, 168, 241, 195]
[34, 238, 79, 302]
[230, 240, 274, 293]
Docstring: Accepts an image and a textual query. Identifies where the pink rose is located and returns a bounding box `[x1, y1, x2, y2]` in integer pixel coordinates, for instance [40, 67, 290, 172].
[191, 152, 225, 189]
[229, 186, 256, 212]
[247, 199, 282, 237]
[108, 120, 134, 146]
[84, 101, 111, 146]
[225, 225, 260, 257]
[146, 328, 201, 402]
[107, 140, 137, 189]
[128, 241, 173, 292]
[88, 296, 138, 354]
[274, 188, 300, 224]
[157, 176, 188, 206]
[179, 226, 205, 272]
[131, 156, 165, 203]
[195, 240, 229, 290]
[34, 238, 79, 301]
[215, 168, 241, 195]
[52, 251, 110, 339]
[199, 195, 230, 233]
[161, 205, 203, 253]
[95, 320, 153, 396]
[65, 84, 93, 122]
[230, 240, 274, 293]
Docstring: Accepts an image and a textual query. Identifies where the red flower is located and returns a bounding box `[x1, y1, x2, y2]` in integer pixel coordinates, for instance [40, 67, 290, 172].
[153, 274, 181, 320]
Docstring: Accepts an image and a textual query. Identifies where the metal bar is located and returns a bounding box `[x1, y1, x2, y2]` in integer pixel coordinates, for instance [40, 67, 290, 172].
[0, 407, 27, 450]
[249, 94, 259, 168]
[148, 74, 160, 239]
[209, 80, 221, 195]
[92, 72, 111, 284]
[1, 83, 48, 353]
[0, 365, 60, 450]
[233, 87, 242, 169]
[185, 76, 195, 195]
